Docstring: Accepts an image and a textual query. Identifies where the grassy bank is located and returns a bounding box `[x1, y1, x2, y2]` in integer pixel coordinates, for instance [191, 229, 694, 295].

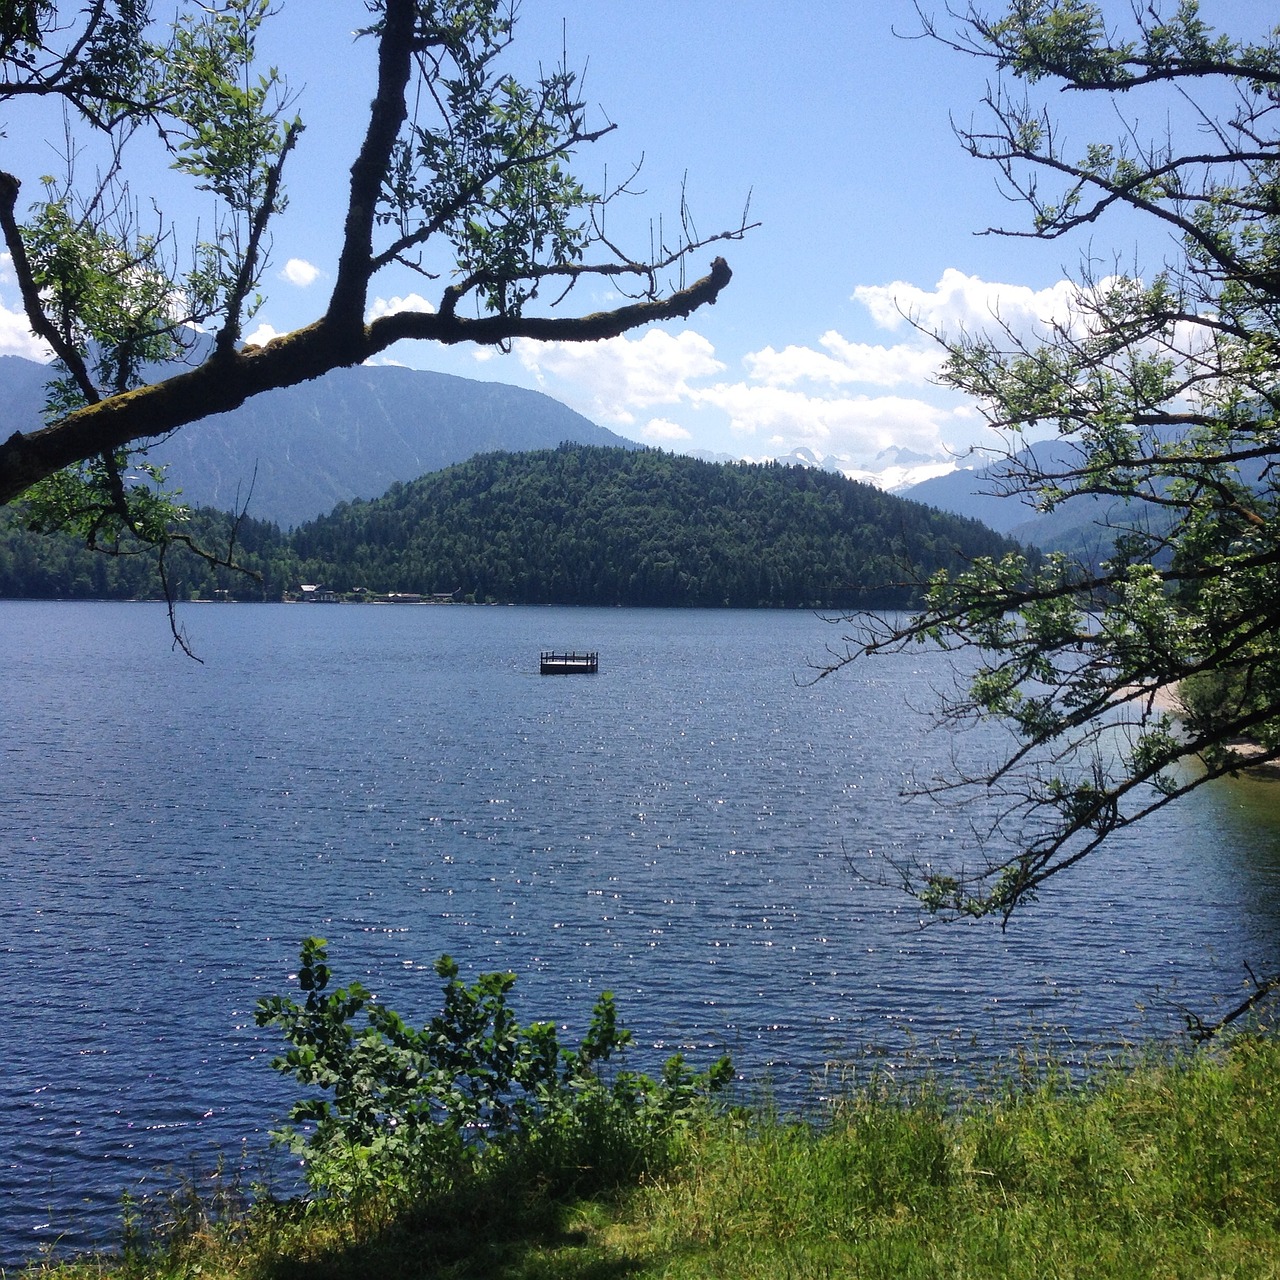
[27, 1035, 1280, 1280]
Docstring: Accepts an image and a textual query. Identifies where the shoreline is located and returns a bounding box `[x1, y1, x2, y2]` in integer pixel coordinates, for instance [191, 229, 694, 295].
[1122, 680, 1280, 779]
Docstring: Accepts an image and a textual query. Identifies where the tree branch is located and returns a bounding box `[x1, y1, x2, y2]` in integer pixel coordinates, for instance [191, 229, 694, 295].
[326, 0, 415, 332]
[0, 255, 733, 505]
[0, 170, 97, 400]
[216, 118, 304, 358]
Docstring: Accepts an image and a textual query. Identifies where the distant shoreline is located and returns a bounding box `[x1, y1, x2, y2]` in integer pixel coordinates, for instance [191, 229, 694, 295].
[1116, 681, 1185, 714]
[1121, 681, 1280, 779]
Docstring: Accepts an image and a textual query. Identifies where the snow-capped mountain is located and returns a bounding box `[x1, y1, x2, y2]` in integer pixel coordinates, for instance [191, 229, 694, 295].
[767, 444, 959, 492]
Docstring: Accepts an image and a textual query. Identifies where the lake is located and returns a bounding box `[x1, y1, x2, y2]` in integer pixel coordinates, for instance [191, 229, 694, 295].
[3, 600, 1280, 1262]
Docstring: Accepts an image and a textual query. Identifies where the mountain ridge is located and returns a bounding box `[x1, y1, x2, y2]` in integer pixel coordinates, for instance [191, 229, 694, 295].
[287, 444, 1022, 609]
[0, 354, 637, 528]
[1, 444, 1026, 606]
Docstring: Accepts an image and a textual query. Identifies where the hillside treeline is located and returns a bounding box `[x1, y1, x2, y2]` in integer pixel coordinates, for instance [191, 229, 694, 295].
[1, 446, 1019, 608]
[0, 505, 293, 602]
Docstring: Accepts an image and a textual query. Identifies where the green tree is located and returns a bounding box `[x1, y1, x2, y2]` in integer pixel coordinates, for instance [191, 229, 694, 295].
[0, 1, 748, 566]
[830, 2, 1280, 980]
[275, 445, 1015, 609]
[256, 937, 733, 1203]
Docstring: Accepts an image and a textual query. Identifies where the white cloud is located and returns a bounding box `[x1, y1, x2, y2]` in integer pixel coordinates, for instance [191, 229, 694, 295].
[746, 331, 941, 389]
[501, 293, 988, 461]
[367, 292, 435, 320]
[639, 417, 692, 443]
[242, 322, 283, 348]
[853, 267, 1087, 343]
[691, 381, 953, 460]
[686, 267, 1132, 461]
[0, 255, 51, 361]
[404, 268, 1104, 464]
[280, 258, 321, 288]
[0, 305, 51, 361]
[514, 327, 724, 425]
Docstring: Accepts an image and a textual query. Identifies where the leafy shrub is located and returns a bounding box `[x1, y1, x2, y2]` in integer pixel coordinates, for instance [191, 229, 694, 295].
[255, 938, 733, 1204]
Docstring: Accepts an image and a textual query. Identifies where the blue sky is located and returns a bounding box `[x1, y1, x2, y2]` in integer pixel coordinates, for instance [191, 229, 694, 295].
[0, 1, 1269, 471]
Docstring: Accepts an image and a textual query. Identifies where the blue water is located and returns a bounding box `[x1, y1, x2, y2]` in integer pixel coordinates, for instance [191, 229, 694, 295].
[2, 601, 1280, 1262]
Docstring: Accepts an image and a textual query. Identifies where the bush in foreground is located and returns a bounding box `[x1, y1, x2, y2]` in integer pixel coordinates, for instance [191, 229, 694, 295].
[30, 981, 1280, 1279]
[254, 939, 733, 1210]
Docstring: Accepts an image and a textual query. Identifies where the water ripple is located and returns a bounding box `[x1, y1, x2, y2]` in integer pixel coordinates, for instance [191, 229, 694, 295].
[2, 602, 1280, 1262]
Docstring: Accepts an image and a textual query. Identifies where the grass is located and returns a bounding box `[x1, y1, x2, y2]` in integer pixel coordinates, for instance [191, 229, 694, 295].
[22, 1035, 1280, 1280]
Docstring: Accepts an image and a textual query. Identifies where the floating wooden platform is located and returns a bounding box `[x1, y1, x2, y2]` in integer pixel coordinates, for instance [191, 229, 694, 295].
[540, 650, 599, 675]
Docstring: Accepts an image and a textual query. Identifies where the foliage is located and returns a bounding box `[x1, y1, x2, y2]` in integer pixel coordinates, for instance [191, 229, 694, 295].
[0, 500, 289, 601]
[254, 937, 733, 1206]
[2, 0, 298, 601]
[0, 445, 1021, 608]
[289, 445, 1019, 609]
[621, 1036, 1280, 1279]
[828, 3, 1280, 928]
[35, 1034, 1280, 1279]
[0, 0, 748, 602]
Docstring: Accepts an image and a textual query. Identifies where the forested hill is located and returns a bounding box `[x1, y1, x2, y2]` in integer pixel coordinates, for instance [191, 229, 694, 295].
[290, 446, 1018, 609]
[0, 446, 1020, 607]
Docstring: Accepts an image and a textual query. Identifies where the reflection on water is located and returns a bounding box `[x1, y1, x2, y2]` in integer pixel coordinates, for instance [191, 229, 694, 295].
[1, 601, 1278, 1262]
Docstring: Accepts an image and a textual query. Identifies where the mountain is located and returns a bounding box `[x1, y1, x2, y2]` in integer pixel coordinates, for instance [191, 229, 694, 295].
[0, 355, 58, 431]
[2, 444, 1023, 606]
[900, 460, 1042, 535]
[900, 438, 1182, 566]
[761, 444, 959, 493]
[0, 355, 636, 528]
[150, 364, 643, 528]
[902, 439, 1112, 542]
[288, 445, 1022, 609]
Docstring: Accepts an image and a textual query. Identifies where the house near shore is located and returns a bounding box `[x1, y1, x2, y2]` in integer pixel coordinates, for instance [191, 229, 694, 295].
[296, 585, 462, 604]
